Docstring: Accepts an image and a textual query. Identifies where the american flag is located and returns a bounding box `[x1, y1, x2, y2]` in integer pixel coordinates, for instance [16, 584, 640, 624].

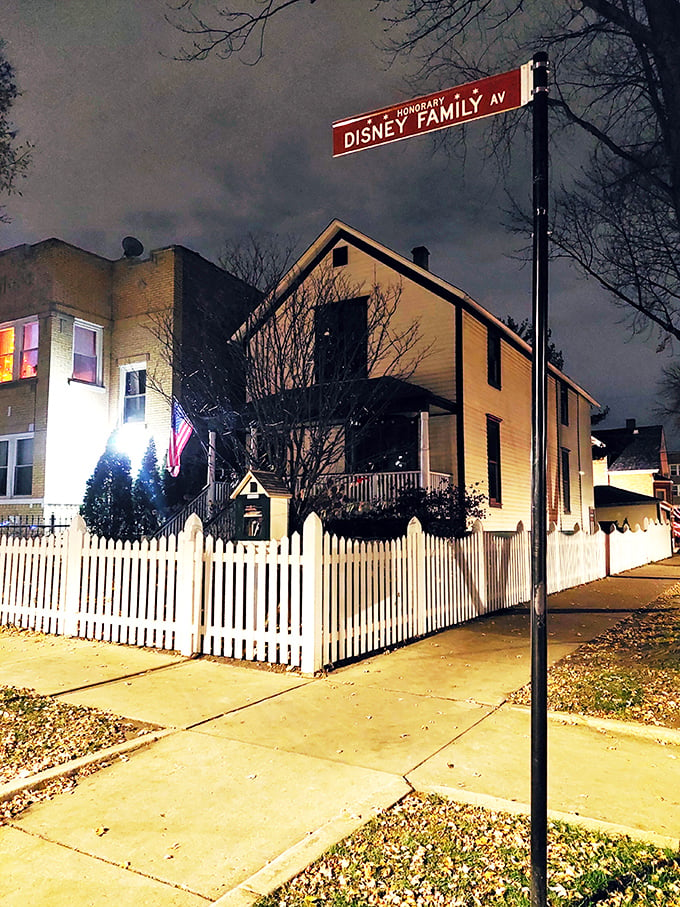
[167, 401, 193, 477]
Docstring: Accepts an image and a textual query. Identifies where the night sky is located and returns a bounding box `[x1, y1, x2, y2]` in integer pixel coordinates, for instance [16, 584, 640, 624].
[2, 1, 675, 443]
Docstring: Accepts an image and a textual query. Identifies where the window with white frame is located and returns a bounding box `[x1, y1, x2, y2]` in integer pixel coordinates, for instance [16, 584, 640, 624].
[121, 365, 146, 424]
[0, 318, 39, 383]
[0, 435, 34, 497]
[72, 321, 102, 384]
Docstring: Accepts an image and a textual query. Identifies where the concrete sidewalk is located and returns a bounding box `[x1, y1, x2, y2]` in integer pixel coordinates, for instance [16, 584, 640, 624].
[1, 559, 679, 905]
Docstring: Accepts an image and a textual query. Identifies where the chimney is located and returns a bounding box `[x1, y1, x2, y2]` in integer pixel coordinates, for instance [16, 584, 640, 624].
[626, 418, 637, 432]
[412, 245, 430, 271]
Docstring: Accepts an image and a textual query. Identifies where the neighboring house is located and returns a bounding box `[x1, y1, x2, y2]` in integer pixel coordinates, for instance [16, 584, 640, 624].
[237, 220, 598, 532]
[0, 237, 249, 525]
[668, 450, 680, 504]
[592, 419, 672, 501]
[593, 484, 663, 531]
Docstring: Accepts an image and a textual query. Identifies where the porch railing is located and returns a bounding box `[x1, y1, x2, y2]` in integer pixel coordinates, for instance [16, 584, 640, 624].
[314, 470, 452, 504]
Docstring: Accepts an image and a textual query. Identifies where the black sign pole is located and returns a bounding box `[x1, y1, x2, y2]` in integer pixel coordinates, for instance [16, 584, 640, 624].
[530, 50, 550, 907]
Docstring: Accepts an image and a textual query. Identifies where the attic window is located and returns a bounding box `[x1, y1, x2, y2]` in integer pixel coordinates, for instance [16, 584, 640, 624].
[250, 481, 258, 493]
[332, 246, 348, 267]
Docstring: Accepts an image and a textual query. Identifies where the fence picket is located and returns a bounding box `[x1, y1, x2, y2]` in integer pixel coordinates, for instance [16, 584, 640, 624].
[0, 512, 672, 670]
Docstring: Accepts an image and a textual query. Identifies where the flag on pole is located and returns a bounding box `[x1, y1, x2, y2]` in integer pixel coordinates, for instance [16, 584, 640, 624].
[167, 401, 193, 477]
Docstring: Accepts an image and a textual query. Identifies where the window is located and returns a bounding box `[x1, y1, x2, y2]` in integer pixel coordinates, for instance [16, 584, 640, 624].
[0, 318, 39, 383]
[0, 441, 7, 495]
[561, 447, 571, 513]
[0, 435, 34, 497]
[332, 245, 348, 267]
[673, 483, 680, 497]
[0, 328, 14, 382]
[486, 416, 502, 506]
[14, 438, 33, 496]
[671, 464, 680, 477]
[560, 382, 569, 426]
[315, 297, 368, 382]
[487, 328, 501, 388]
[122, 366, 146, 423]
[73, 321, 102, 384]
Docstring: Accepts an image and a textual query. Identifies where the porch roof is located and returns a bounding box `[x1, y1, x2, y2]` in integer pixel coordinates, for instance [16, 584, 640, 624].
[244, 376, 457, 422]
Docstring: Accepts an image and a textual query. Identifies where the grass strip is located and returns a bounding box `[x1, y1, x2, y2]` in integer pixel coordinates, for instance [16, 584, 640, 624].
[1, 685, 154, 786]
[255, 793, 680, 906]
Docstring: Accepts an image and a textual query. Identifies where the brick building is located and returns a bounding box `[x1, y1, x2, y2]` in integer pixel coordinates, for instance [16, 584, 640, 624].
[0, 238, 249, 525]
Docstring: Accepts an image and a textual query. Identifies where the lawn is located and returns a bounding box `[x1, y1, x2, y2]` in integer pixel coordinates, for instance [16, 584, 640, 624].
[254, 793, 680, 906]
[509, 592, 680, 727]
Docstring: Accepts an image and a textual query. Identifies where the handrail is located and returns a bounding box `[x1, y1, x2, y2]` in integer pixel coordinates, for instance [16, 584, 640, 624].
[154, 481, 231, 538]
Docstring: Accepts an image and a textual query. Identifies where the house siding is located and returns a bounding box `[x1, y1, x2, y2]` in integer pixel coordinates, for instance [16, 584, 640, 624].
[262, 224, 597, 533]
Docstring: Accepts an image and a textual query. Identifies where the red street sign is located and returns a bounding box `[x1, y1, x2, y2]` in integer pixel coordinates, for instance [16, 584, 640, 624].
[333, 63, 532, 157]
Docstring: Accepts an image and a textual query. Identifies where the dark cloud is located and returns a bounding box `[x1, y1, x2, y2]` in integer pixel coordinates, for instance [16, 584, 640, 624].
[0, 1, 674, 441]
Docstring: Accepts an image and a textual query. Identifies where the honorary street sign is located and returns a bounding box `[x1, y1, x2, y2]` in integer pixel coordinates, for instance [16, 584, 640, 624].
[332, 63, 532, 157]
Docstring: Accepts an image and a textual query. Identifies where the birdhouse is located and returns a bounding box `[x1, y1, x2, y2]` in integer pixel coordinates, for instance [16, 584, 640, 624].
[231, 470, 292, 541]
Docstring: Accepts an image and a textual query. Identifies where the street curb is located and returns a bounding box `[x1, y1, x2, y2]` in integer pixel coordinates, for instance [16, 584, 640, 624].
[547, 709, 680, 744]
[507, 704, 680, 746]
[211, 776, 412, 907]
[0, 728, 176, 804]
[409, 782, 680, 851]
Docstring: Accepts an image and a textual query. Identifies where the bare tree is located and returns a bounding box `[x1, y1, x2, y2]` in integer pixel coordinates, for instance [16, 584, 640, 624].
[167, 1, 680, 344]
[502, 315, 564, 371]
[148, 234, 428, 527]
[0, 40, 31, 221]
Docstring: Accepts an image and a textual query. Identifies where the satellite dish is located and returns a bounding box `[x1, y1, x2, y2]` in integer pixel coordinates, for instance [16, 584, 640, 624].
[122, 236, 144, 258]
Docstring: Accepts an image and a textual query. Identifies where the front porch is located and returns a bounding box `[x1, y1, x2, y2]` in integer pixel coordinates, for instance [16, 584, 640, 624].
[314, 469, 453, 505]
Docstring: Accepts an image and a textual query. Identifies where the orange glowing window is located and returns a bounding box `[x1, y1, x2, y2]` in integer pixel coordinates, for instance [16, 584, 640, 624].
[0, 328, 15, 383]
[20, 322, 38, 378]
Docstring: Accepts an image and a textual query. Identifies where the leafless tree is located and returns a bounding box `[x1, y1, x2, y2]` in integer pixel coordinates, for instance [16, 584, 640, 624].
[0, 41, 31, 221]
[167, 1, 680, 346]
[148, 234, 428, 527]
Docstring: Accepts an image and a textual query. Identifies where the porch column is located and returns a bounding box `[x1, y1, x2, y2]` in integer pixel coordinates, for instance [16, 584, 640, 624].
[419, 409, 431, 491]
[206, 430, 216, 516]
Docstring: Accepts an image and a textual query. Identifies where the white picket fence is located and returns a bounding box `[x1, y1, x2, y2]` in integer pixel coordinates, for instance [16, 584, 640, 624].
[0, 514, 672, 672]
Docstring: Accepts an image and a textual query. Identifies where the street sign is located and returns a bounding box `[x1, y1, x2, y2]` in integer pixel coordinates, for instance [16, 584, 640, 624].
[332, 64, 532, 157]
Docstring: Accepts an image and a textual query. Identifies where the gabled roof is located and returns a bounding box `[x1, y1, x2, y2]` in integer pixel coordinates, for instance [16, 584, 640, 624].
[592, 424, 665, 473]
[231, 470, 292, 499]
[235, 219, 598, 406]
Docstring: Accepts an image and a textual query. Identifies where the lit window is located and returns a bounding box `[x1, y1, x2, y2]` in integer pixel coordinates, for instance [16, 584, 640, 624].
[0, 319, 39, 382]
[73, 322, 101, 384]
[21, 322, 39, 378]
[0, 328, 15, 382]
[0, 435, 34, 497]
[122, 367, 146, 423]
